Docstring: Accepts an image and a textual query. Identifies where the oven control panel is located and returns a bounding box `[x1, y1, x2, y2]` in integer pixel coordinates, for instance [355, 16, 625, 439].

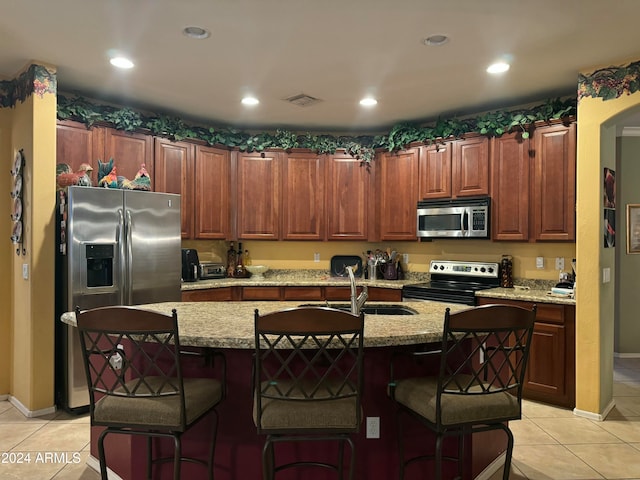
[428, 260, 499, 278]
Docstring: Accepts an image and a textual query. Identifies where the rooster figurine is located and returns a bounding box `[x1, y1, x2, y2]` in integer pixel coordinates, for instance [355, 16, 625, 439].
[98, 165, 119, 188]
[121, 163, 152, 191]
[56, 163, 93, 190]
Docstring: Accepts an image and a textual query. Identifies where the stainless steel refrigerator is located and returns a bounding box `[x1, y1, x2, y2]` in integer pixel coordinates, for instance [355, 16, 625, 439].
[56, 186, 182, 411]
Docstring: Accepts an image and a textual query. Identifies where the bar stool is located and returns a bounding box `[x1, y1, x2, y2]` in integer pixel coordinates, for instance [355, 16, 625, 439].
[253, 306, 365, 479]
[389, 304, 536, 480]
[76, 305, 226, 480]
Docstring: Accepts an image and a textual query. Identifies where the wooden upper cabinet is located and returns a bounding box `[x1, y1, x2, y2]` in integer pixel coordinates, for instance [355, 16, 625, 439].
[102, 128, 154, 184]
[236, 151, 281, 240]
[194, 145, 231, 239]
[282, 152, 325, 240]
[452, 136, 489, 197]
[154, 138, 195, 238]
[491, 133, 530, 241]
[532, 123, 576, 241]
[377, 149, 419, 240]
[56, 120, 104, 185]
[326, 154, 370, 240]
[419, 143, 452, 199]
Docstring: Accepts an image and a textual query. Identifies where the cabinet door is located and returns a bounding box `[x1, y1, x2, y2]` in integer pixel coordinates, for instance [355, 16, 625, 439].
[419, 143, 452, 199]
[237, 152, 281, 239]
[532, 123, 576, 241]
[154, 138, 194, 238]
[103, 128, 154, 184]
[452, 136, 489, 197]
[491, 133, 530, 240]
[326, 154, 370, 240]
[525, 322, 568, 403]
[378, 149, 419, 240]
[56, 120, 104, 185]
[282, 153, 325, 240]
[194, 146, 231, 239]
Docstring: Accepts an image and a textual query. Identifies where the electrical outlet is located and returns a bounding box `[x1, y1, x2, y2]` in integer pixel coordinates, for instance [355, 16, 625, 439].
[366, 416, 380, 439]
[555, 257, 565, 271]
[402, 253, 409, 264]
[536, 257, 544, 269]
[313, 252, 320, 262]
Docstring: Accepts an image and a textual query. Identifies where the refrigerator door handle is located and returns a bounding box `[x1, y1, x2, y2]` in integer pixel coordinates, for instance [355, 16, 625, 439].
[117, 208, 126, 305]
[125, 209, 134, 305]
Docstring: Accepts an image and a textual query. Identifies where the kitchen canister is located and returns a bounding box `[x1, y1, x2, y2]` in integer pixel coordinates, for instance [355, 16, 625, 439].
[501, 255, 514, 288]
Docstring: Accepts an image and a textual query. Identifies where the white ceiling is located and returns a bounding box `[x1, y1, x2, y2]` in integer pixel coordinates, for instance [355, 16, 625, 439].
[2, 0, 640, 132]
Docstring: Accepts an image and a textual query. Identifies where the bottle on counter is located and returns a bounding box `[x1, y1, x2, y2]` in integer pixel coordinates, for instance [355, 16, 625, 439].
[500, 255, 514, 288]
[226, 242, 237, 278]
[235, 242, 245, 278]
[244, 249, 252, 266]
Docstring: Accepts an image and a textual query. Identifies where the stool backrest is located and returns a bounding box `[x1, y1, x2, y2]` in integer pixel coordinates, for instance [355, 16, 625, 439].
[436, 304, 537, 425]
[76, 305, 187, 428]
[254, 307, 365, 432]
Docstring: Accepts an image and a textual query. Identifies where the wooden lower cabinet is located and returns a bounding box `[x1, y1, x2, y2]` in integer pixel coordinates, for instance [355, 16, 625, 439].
[283, 287, 324, 301]
[181, 287, 236, 302]
[477, 297, 575, 408]
[183, 285, 403, 303]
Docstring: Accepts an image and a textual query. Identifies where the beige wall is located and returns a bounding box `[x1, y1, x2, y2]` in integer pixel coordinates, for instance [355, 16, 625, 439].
[616, 135, 640, 354]
[3, 66, 57, 411]
[185, 239, 576, 281]
[576, 67, 640, 416]
[0, 104, 12, 394]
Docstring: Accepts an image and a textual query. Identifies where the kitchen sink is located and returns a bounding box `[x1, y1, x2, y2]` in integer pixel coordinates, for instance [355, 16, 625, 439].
[298, 304, 418, 315]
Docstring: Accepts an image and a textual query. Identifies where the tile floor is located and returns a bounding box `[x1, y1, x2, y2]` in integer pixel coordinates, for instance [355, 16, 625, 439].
[0, 357, 639, 479]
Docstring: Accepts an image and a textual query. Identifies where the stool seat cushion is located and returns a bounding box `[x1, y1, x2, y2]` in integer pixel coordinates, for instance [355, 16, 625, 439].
[94, 376, 223, 429]
[254, 380, 360, 431]
[393, 375, 520, 426]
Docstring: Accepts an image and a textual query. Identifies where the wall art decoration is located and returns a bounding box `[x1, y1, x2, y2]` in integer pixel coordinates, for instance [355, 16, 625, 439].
[627, 204, 640, 254]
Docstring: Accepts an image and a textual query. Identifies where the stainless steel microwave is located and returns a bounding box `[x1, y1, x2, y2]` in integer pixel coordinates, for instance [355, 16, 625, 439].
[417, 197, 490, 238]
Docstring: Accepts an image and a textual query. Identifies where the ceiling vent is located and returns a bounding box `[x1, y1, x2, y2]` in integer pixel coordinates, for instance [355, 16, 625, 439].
[284, 93, 322, 107]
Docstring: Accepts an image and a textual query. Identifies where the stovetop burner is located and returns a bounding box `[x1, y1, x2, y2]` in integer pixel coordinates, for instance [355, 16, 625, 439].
[403, 260, 500, 305]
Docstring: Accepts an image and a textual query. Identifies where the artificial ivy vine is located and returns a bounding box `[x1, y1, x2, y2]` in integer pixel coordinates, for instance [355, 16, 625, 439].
[57, 94, 576, 165]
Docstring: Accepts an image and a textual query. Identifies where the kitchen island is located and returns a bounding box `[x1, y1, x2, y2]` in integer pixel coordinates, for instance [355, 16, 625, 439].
[62, 301, 510, 480]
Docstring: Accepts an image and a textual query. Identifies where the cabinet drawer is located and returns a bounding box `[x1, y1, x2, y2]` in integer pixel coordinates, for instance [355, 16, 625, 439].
[368, 287, 402, 302]
[182, 288, 234, 302]
[283, 287, 324, 300]
[242, 287, 282, 300]
[324, 286, 351, 301]
[477, 297, 567, 325]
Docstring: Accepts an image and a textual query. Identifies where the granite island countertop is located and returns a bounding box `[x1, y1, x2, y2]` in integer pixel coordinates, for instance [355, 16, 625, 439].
[61, 300, 469, 349]
[476, 287, 576, 306]
[181, 269, 426, 291]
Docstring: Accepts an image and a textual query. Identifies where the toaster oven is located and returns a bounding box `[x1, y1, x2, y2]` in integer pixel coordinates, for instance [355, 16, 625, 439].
[199, 262, 226, 279]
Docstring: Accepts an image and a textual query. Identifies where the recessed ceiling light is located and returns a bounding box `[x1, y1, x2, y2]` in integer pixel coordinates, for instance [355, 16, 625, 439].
[423, 34, 449, 46]
[241, 96, 259, 106]
[360, 97, 378, 107]
[487, 62, 510, 74]
[110, 57, 134, 69]
[182, 26, 211, 39]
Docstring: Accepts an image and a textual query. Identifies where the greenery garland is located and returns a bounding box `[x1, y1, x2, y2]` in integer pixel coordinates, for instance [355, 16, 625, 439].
[57, 95, 576, 165]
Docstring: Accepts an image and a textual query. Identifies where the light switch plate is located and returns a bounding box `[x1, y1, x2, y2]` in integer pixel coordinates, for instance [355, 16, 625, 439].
[402, 253, 409, 264]
[313, 252, 320, 262]
[22, 263, 29, 280]
[536, 257, 544, 269]
[603, 267, 611, 283]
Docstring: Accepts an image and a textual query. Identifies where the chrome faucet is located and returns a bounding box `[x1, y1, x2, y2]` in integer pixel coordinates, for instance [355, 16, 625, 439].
[346, 265, 368, 315]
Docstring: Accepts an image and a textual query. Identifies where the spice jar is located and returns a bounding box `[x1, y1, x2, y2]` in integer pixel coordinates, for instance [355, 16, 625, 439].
[501, 255, 514, 288]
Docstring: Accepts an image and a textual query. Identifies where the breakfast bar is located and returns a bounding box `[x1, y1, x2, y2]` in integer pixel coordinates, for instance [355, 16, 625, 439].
[62, 300, 509, 479]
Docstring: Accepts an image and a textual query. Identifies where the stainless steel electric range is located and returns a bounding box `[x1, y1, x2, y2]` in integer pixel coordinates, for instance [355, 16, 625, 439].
[402, 260, 500, 305]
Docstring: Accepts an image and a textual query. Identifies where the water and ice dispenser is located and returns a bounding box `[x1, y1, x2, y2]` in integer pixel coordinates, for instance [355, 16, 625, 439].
[85, 244, 114, 288]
